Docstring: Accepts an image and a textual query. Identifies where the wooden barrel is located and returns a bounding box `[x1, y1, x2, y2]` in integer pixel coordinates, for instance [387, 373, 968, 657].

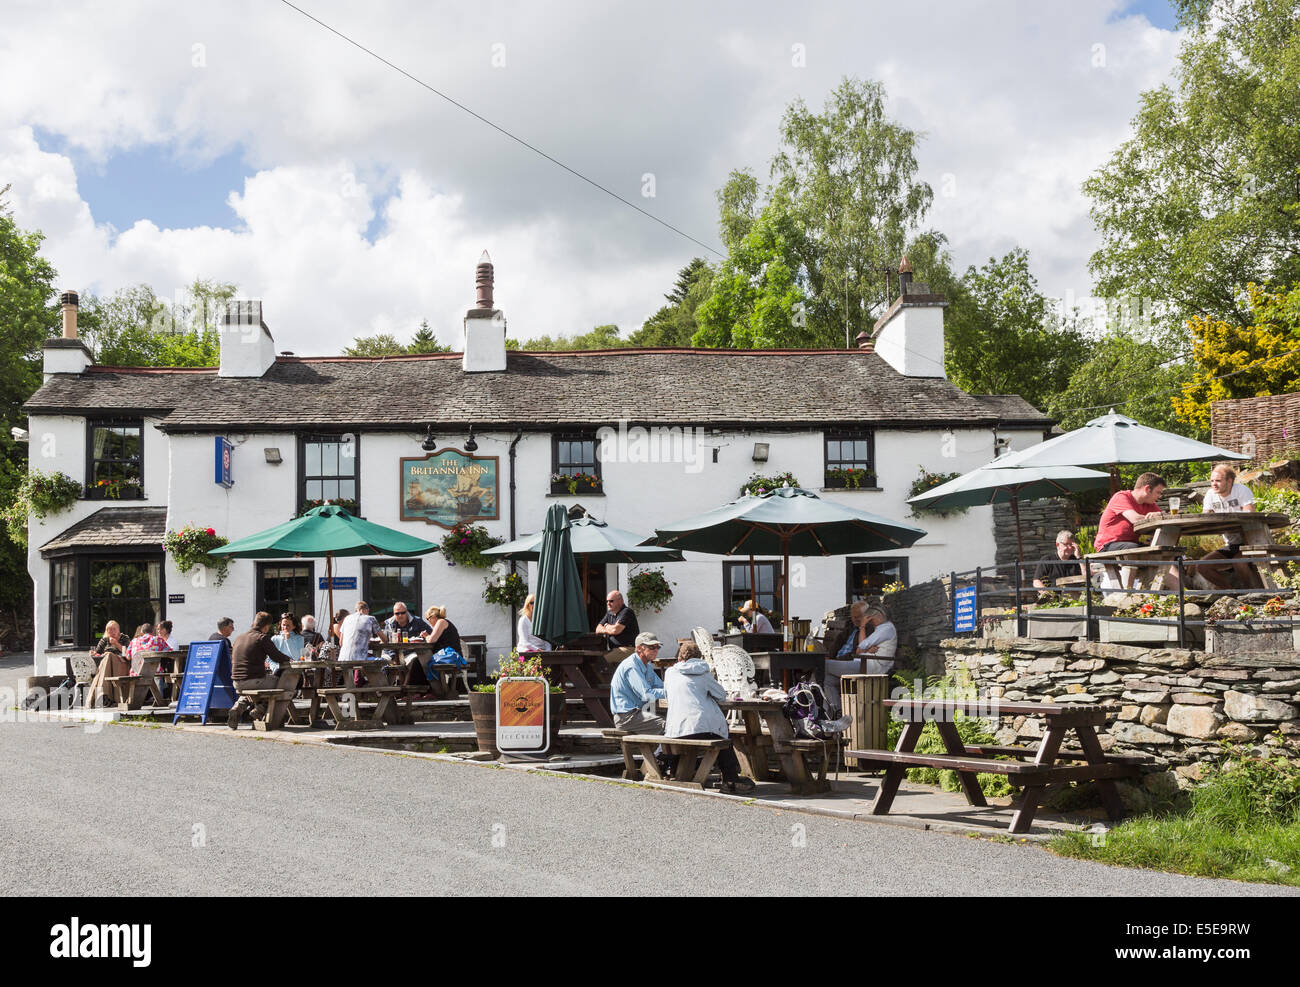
[468, 691, 499, 755]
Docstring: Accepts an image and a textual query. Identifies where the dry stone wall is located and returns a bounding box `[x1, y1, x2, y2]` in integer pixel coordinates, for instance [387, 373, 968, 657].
[943, 635, 1299, 783]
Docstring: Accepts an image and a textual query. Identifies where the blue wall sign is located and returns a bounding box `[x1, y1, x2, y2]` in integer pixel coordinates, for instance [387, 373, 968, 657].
[215, 436, 234, 488]
[954, 585, 977, 633]
[320, 576, 357, 591]
[174, 639, 237, 725]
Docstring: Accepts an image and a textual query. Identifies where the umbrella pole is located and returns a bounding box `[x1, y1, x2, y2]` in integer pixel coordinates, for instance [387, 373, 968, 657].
[1110, 464, 1121, 496]
[327, 553, 335, 631]
[782, 538, 791, 645]
[748, 555, 756, 614]
[1011, 493, 1025, 565]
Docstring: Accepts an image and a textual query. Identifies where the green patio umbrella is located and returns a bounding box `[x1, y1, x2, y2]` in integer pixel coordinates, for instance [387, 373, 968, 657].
[907, 463, 1111, 562]
[481, 515, 683, 605]
[208, 503, 439, 622]
[531, 504, 588, 648]
[642, 487, 927, 629]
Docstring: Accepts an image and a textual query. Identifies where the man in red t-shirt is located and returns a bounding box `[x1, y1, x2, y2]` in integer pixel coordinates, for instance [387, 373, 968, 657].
[1095, 472, 1168, 588]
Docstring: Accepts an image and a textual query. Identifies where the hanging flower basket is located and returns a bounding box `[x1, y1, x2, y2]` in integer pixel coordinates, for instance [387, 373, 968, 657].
[162, 524, 232, 586]
[483, 571, 528, 610]
[2, 469, 82, 545]
[740, 471, 800, 496]
[628, 567, 674, 613]
[440, 522, 504, 567]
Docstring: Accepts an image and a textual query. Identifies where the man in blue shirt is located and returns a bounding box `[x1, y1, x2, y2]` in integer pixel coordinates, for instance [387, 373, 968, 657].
[382, 602, 432, 661]
[609, 631, 668, 733]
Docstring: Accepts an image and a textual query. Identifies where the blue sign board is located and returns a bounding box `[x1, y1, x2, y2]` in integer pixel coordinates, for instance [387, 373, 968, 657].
[173, 639, 237, 725]
[214, 436, 234, 488]
[320, 576, 357, 591]
[954, 585, 978, 633]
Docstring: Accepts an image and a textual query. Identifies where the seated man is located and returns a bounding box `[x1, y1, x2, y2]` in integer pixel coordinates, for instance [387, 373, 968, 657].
[381, 601, 432, 660]
[1033, 530, 1086, 591]
[824, 603, 897, 711]
[609, 631, 667, 734]
[663, 643, 754, 793]
[300, 615, 326, 654]
[209, 617, 235, 642]
[227, 612, 298, 729]
[1198, 464, 1264, 590]
[1095, 472, 1170, 589]
[596, 590, 640, 665]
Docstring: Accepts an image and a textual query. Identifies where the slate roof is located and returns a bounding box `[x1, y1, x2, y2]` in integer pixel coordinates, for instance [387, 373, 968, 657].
[24, 349, 1052, 432]
[40, 507, 168, 555]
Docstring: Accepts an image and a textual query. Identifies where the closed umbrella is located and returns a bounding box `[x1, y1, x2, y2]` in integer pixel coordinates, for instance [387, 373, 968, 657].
[531, 504, 588, 648]
[643, 487, 926, 629]
[907, 463, 1111, 562]
[209, 503, 439, 623]
[993, 410, 1247, 491]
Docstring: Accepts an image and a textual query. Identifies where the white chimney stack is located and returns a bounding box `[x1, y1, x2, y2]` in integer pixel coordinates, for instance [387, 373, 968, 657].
[218, 300, 277, 378]
[43, 290, 92, 379]
[462, 250, 506, 373]
[871, 256, 947, 378]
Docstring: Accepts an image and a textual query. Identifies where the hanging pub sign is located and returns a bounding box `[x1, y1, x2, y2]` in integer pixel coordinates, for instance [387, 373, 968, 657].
[399, 447, 499, 528]
[214, 436, 234, 488]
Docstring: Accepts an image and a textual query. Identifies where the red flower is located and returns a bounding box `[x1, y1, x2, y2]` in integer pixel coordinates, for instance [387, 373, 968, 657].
[205, 528, 216, 537]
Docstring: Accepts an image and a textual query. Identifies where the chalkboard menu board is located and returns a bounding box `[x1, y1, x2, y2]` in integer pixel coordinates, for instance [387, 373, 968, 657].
[173, 640, 237, 725]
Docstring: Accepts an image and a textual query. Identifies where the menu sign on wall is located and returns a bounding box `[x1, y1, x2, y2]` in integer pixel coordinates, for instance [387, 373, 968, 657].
[399, 448, 500, 528]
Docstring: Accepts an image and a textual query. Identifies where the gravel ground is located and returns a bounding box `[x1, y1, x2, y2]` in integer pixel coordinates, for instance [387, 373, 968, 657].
[1, 711, 1294, 897]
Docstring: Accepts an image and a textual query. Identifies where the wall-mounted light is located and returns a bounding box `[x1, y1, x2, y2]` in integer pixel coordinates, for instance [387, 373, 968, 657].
[752, 442, 770, 463]
[465, 425, 479, 453]
[993, 435, 1012, 458]
[264, 448, 282, 465]
[421, 425, 438, 452]
[10, 427, 28, 443]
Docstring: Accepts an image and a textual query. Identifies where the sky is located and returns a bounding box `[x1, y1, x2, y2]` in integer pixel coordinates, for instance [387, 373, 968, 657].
[0, 0, 1183, 354]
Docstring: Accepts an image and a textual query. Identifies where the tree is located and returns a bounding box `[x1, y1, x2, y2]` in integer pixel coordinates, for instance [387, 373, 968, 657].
[1083, 0, 1300, 329]
[513, 324, 625, 351]
[79, 278, 233, 366]
[345, 321, 451, 357]
[628, 258, 713, 347]
[409, 319, 451, 354]
[0, 185, 59, 619]
[697, 77, 952, 347]
[944, 248, 1089, 408]
[1171, 283, 1300, 432]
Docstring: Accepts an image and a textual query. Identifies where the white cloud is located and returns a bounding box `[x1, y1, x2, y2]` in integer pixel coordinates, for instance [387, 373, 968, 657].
[0, 0, 1184, 353]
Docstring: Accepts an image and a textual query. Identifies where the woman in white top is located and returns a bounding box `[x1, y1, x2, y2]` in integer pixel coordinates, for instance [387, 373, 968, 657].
[517, 593, 551, 652]
[737, 599, 775, 635]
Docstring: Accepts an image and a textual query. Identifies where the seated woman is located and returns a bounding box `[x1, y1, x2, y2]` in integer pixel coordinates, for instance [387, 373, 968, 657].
[663, 643, 755, 794]
[823, 602, 897, 712]
[126, 622, 166, 673]
[737, 598, 775, 635]
[400, 605, 465, 689]
[517, 594, 551, 652]
[271, 612, 306, 670]
[85, 620, 130, 706]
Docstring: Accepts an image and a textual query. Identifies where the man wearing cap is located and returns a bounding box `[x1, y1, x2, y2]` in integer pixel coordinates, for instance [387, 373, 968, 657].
[608, 631, 668, 734]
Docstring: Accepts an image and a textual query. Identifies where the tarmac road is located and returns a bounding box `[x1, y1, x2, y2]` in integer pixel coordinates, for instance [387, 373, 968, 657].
[1, 710, 1294, 897]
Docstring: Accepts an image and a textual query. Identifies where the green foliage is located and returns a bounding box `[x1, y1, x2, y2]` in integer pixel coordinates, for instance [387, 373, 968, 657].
[1050, 745, 1300, 886]
[162, 524, 231, 586]
[1074, 525, 1098, 556]
[1083, 0, 1300, 333]
[79, 279, 232, 367]
[739, 471, 800, 496]
[345, 320, 451, 356]
[513, 324, 625, 351]
[440, 522, 503, 568]
[550, 471, 601, 494]
[825, 467, 875, 489]
[0, 469, 81, 545]
[628, 258, 713, 348]
[907, 468, 968, 518]
[627, 567, 674, 613]
[1252, 483, 1300, 523]
[943, 249, 1088, 410]
[482, 571, 528, 611]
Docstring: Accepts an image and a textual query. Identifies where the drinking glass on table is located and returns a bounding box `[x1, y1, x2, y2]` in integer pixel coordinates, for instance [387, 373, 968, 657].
[1169, 496, 1181, 515]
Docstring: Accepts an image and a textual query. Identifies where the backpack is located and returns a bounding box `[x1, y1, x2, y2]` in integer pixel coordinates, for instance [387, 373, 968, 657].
[784, 678, 846, 739]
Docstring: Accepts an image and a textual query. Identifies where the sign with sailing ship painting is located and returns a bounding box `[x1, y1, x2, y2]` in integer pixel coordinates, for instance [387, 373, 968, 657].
[399, 448, 500, 528]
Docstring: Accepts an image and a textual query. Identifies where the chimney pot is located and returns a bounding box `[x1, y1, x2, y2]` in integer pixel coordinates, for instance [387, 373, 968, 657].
[60, 289, 79, 339]
[475, 251, 494, 309]
[897, 257, 914, 296]
[855, 329, 873, 351]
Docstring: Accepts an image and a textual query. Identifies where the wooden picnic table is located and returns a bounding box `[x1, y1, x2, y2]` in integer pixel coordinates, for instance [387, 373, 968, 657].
[105, 651, 183, 709]
[1132, 510, 1295, 588]
[288, 657, 398, 729]
[654, 697, 833, 795]
[847, 699, 1145, 833]
[544, 649, 614, 728]
[747, 650, 826, 689]
[366, 641, 470, 699]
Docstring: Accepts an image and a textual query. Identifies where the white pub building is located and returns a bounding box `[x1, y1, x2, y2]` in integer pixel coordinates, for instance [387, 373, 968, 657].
[23, 258, 1050, 675]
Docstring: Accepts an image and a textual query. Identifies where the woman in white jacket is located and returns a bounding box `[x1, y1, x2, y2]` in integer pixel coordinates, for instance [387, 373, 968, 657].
[517, 594, 551, 653]
[663, 644, 754, 794]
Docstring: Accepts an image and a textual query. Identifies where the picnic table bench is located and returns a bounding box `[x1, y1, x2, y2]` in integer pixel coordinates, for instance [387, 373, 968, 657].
[289, 658, 399, 729]
[235, 670, 303, 731]
[1085, 545, 1185, 590]
[847, 699, 1144, 833]
[367, 641, 471, 700]
[545, 650, 614, 727]
[103, 654, 167, 710]
[621, 735, 731, 790]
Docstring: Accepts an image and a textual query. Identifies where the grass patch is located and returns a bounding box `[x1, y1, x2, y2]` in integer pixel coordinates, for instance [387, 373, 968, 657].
[1049, 747, 1300, 886]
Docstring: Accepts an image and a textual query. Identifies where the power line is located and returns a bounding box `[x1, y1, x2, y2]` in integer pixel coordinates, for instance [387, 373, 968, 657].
[276, 0, 724, 259]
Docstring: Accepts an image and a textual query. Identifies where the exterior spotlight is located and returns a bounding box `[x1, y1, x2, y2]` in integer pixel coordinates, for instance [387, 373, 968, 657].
[465, 426, 478, 453]
[421, 425, 438, 452]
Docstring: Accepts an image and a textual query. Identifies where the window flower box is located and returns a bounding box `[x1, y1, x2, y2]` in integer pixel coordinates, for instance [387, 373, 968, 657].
[550, 473, 602, 496]
[1097, 618, 1201, 646]
[823, 468, 877, 490]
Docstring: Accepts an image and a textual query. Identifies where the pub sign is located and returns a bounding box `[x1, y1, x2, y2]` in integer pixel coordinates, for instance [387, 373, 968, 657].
[399, 448, 499, 528]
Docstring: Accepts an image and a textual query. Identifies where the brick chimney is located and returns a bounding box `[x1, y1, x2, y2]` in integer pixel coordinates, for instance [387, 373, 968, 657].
[871, 257, 947, 378]
[463, 250, 506, 373]
[218, 300, 278, 378]
[43, 289, 93, 378]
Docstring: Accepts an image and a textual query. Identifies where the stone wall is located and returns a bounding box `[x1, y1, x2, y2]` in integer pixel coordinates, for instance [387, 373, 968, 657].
[942, 635, 1299, 784]
[992, 498, 1079, 570]
[878, 578, 956, 674]
[1211, 392, 1300, 463]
